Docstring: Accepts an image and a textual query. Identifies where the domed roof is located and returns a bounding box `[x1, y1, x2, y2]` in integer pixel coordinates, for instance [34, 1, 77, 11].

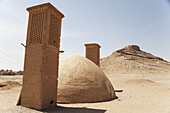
[57, 55, 116, 103]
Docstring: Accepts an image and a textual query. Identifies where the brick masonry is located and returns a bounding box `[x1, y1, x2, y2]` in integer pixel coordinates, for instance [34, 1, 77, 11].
[21, 3, 64, 110]
[85, 43, 101, 67]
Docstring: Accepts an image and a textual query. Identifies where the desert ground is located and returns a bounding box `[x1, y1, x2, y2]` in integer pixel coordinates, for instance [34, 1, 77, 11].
[0, 74, 170, 113]
[1, 45, 170, 113]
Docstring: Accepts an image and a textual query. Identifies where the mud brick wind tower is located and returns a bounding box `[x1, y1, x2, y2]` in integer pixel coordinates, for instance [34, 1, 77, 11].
[21, 3, 64, 110]
[85, 43, 101, 66]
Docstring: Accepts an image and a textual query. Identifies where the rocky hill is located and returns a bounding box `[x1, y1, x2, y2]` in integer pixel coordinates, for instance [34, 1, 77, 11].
[100, 45, 170, 75]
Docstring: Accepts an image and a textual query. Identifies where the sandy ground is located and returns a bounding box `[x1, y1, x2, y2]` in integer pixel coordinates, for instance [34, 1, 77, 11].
[0, 75, 170, 113]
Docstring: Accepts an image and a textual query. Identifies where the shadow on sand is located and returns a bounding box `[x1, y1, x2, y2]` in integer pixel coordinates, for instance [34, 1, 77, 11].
[42, 105, 106, 113]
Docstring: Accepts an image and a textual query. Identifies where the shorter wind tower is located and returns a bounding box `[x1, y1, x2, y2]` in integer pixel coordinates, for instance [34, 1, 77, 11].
[85, 43, 101, 66]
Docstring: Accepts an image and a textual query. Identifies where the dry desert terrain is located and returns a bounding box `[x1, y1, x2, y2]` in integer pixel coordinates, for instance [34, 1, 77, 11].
[0, 74, 170, 113]
[0, 45, 170, 113]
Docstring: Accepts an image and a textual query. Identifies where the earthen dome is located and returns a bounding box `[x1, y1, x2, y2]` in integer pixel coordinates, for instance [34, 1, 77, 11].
[57, 55, 116, 103]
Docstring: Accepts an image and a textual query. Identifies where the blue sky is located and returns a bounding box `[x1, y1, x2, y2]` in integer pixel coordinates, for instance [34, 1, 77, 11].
[0, 0, 170, 70]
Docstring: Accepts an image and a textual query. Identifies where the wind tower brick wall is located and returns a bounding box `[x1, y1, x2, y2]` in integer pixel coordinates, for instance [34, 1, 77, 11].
[21, 3, 64, 110]
[85, 43, 101, 66]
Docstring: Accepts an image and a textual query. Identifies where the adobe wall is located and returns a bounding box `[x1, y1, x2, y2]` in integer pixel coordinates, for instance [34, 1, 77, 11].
[85, 43, 101, 66]
[21, 3, 64, 110]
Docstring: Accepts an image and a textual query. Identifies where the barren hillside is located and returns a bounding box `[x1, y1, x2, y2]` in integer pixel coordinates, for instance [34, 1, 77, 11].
[100, 45, 170, 75]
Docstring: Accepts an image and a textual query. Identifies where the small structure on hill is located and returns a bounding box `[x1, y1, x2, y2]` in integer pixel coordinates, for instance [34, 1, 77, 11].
[57, 55, 116, 103]
[100, 45, 168, 75]
[85, 43, 101, 66]
[124, 45, 140, 51]
[20, 3, 64, 110]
